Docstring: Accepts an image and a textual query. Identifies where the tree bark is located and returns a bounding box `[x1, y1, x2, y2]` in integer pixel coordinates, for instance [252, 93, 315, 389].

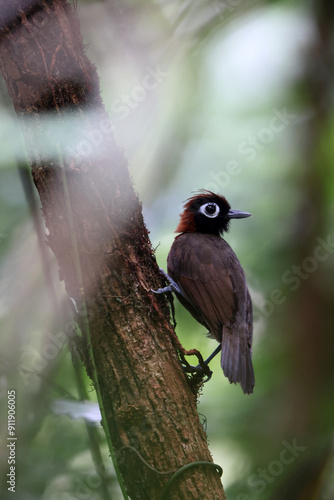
[0, 1, 226, 498]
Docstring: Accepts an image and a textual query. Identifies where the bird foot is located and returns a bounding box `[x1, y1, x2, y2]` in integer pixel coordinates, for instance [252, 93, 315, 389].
[181, 344, 222, 383]
[151, 268, 184, 297]
[178, 348, 213, 383]
[182, 361, 213, 383]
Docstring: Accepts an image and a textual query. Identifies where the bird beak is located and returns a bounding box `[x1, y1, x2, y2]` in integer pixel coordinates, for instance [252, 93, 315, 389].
[228, 209, 251, 219]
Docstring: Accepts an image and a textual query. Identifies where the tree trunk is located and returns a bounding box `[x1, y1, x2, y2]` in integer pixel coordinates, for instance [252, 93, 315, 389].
[0, 1, 226, 498]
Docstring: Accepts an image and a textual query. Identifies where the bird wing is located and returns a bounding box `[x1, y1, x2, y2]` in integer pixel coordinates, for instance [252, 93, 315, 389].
[167, 233, 243, 341]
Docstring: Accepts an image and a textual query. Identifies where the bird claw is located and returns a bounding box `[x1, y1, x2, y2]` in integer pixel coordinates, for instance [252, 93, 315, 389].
[151, 269, 184, 297]
[180, 344, 222, 384]
[180, 352, 213, 383]
[151, 285, 174, 294]
[182, 362, 213, 383]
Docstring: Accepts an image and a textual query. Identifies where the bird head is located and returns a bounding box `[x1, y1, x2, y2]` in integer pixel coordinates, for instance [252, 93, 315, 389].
[175, 191, 251, 236]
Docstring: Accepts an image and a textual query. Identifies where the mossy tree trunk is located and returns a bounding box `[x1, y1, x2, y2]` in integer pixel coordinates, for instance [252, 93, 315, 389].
[0, 1, 226, 498]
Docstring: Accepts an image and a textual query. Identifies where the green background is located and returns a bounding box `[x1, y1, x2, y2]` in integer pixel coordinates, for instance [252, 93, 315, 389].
[0, 0, 333, 498]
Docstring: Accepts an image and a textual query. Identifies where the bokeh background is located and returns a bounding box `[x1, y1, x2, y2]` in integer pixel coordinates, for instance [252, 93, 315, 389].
[1, 0, 334, 498]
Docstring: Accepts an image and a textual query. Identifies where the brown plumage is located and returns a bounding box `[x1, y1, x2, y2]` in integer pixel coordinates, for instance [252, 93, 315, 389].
[167, 191, 255, 394]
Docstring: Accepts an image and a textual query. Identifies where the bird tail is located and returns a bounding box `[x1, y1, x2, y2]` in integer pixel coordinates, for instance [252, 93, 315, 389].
[221, 327, 255, 394]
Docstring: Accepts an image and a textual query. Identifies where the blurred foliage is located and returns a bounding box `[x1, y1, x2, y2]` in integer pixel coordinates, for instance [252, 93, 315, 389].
[1, 0, 334, 499]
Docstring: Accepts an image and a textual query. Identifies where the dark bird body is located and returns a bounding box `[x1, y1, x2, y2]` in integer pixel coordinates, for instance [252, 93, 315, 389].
[166, 192, 255, 394]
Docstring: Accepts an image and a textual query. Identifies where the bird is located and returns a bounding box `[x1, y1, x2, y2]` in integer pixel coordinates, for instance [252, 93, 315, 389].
[153, 191, 255, 394]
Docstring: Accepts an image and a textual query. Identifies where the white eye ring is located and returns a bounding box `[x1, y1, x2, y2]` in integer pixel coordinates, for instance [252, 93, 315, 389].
[199, 202, 220, 218]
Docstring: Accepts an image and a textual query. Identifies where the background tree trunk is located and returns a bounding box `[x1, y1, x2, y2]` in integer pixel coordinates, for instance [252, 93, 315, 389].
[0, 1, 226, 498]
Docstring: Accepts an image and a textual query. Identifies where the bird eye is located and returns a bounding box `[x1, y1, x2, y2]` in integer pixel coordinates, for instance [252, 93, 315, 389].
[199, 202, 220, 218]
